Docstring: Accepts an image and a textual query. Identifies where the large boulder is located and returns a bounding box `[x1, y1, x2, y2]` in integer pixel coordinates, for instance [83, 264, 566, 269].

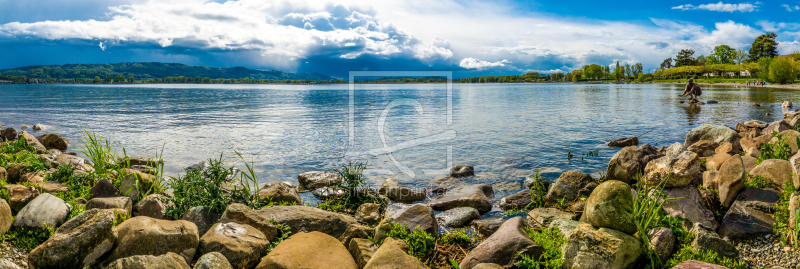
[220, 203, 277, 241]
[436, 207, 480, 228]
[546, 171, 595, 204]
[37, 133, 69, 151]
[12, 193, 69, 230]
[297, 171, 340, 191]
[258, 205, 357, 238]
[460, 217, 543, 269]
[28, 209, 117, 268]
[497, 189, 532, 210]
[791, 153, 800, 188]
[718, 188, 779, 242]
[769, 130, 800, 154]
[257, 182, 302, 205]
[348, 238, 378, 269]
[181, 206, 219, 237]
[761, 120, 792, 136]
[429, 184, 494, 214]
[1, 127, 16, 142]
[102, 216, 200, 265]
[91, 179, 119, 198]
[660, 186, 717, 231]
[472, 218, 504, 238]
[378, 177, 426, 203]
[690, 225, 738, 258]
[133, 194, 173, 220]
[338, 224, 373, 247]
[374, 204, 438, 242]
[194, 252, 233, 269]
[562, 223, 641, 269]
[686, 140, 718, 157]
[256, 231, 357, 269]
[527, 207, 577, 228]
[450, 164, 475, 178]
[605, 144, 662, 184]
[647, 227, 675, 263]
[684, 124, 741, 149]
[87, 197, 133, 215]
[643, 151, 701, 188]
[750, 159, 792, 188]
[717, 155, 746, 208]
[105, 252, 191, 269]
[120, 168, 155, 202]
[665, 142, 686, 156]
[580, 181, 637, 235]
[363, 238, 427, 269]
[198, 222, 269, 269]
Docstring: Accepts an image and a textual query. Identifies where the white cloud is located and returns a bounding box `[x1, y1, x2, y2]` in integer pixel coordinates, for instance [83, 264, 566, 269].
[782, 4, 800, 11]
[672, 2, 758, 12]
[458, 57, 510, 69]
[98, 41, 106, 51]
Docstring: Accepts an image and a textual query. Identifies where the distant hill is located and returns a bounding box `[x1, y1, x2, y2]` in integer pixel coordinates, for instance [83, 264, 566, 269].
[0, 62, 332, 81]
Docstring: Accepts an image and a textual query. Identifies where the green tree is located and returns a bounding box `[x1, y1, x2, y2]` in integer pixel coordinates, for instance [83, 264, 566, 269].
[571, 70, 582, 82]
[624, 63, 632, 77]
[127, 76, 134, 83]
[734, 49, 748, 64]
[114, 75, 125, 83]
[710, 44, 736, 64]
[757, 57, 775, 82]
[660, 58, 673, 69]
[93, 76, 101, 83]
[749, 33, 779, 62]
[582, 64, 603, 80]
[697, 55, 707, 65]
[674, 49, 696, 67]
[632, 63, 643, 77]
[769, 57, 797, 84]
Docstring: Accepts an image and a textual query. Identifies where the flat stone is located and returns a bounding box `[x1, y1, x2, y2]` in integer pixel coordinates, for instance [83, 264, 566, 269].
[28, 209, 117, 268]
[526, 207, 577, 228]
[430, 184, 494, 214]
[436, 207, 480, 228]
[257, 205, 357, 238]
[497, 189, 531, 210]
[718, 188, 779, 242]
[660, 186, 717, 231]
[86, 197, 133, 215]
[460, 217, 543, 269]
[378, 177, 426, 203]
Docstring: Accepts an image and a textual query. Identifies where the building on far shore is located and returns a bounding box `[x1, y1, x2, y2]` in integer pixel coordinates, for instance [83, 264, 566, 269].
[0, 80, 12, 84]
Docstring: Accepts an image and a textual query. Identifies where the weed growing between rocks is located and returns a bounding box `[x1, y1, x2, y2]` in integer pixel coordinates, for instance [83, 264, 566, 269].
[633, 174, 672, 268]
[525, 170, 548, 210]
[318, 162, 385, 214]
[775, 180, 796, 245]
[267, 222, 291, 253]
[514, 226, 565, 269]
[382, 223, 474, 268]
[744, 174, 777, 189]
[0, 223, 55, 252]
[757, 131, 796, 164]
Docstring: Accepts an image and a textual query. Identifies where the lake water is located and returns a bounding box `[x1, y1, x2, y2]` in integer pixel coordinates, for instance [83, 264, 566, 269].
[0, 83, 795, 206]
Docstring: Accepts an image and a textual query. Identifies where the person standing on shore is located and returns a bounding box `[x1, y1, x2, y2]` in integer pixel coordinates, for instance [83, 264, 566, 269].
[746, 79, 750, 86]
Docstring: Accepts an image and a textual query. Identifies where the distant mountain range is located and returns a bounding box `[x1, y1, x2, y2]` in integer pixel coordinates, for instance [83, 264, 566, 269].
[0, 62, 332, 81]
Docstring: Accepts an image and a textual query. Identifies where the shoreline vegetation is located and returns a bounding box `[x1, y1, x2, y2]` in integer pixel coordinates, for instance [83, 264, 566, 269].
[3, 103, 800, 268]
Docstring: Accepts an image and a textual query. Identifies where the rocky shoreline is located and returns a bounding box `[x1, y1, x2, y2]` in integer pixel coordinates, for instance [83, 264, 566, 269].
[1, 110, 800, 269]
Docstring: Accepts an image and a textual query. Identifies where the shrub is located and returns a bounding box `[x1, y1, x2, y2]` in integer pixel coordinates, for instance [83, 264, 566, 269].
[514, 226, 565, 269]
[321, 162, 384, 214]
[757, 131, 796, 165]
[769, 57, 798, 84]
[385, 223, 437, 259]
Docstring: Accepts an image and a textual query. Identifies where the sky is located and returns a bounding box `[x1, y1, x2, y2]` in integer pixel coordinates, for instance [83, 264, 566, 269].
[0, 0, 799, 78]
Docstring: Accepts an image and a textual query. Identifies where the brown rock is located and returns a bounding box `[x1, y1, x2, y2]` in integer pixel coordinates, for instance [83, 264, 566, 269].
[102, 216, 199, 265]
[460, 217, 542, 269]
[19, 171, 44, 185]
[256, 231, 357, 269]
[87, 197, 133, 215]
[705, 152, 732, 171]
[686, 140, 718, 157]
[198, 222, 269, 269]
[37, 133, 69, 151]
[0, 200, 12, 234]
[750, 159, 792, 188]
[348, 238, 378, 269]
[219, 203, 277, 241]
[18, 131, 46, 151]
[671, 260, 729, 269]
[133, 194, 173, 220]
[257, 205, 357, 238]
[91, 179, 120, 198]
[718, 155, 745, 208]
[257, 182, 302, 205]
[761, 120, 791, 136]
[363, 237, 427, 269]
[5, 184, 40, 212]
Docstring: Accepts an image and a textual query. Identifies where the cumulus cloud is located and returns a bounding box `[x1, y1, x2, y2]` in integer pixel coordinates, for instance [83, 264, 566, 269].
[782, 4, 800, 11]
[458, 58, 510, 69]
[672, 2, 758, 12]
[98, 41, 106, 51]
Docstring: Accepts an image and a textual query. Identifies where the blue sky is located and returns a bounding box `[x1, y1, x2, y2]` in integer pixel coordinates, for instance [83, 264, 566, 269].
[0, 0, 798, 78]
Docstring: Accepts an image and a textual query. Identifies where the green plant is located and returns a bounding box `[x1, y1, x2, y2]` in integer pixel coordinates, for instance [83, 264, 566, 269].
[438, 229, 472, 246]
[744, 175, 776, 189]
[514, 226, 565, 269]
[268, 222, 291, 253]
[0, 224, 55, 251]
[449, 259, 463, 269]
[326, 162, 384, 213]
[632, 174, 672, 268]
[567, 150, 574, 161]
[525, 170, 548, 210]
[77, 127, 118, 176]
[385, 223, 437, 259]
[775, 180, 797, 245]
[757, 131, 797, 165]
[557, 198, 569, 210]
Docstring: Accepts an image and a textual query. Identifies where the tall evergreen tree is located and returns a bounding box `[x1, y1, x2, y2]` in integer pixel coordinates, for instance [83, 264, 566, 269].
[674, 49, 696, 67]
[749, 32, 779, 62]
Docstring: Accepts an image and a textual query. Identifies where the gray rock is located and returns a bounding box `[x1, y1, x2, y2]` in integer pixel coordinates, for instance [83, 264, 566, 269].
[546, 171, 595, 203]
[684, 124, 741, 149]
[312, 187, 346, 200]
[527, 207, 577, 228]
[0, 258, 21, 269]
[383, 203, 415, 220]
[28, 209, 117, 268]
[666, 142, 686, 156]
[297, 171, 340, 191]
[460, 217, 543, 269]
[648, 227, 676, 263]
[198, 222, 268, 269]
[194, 252, 233, 269]
[257, 205, 357, 238]
[745, 120, 768, 128]
[374, 204, 438, 242]
[643, 151, 701, 188]
[436, 207, 480, 228]
[547, 219, 582, 240]
[450, 164, 475, 178]
[761, 120, 791, 136]
[133, 194, 172, 220]
[497, 189, 531, 210]
[605, 144, 662, 184]
[562, 223, 642, 269]
[686, 140, 719, 157]
[348, 238, 378, 269]
[86, 197, 133, 215]
[12, 193, 69, 230]
[430, 184, 494, 214]
[1, 127, 16, 142]
[378, 177, 426, 203]
[472, 218, 505, 238]
[718, 188, 779, 242]
[105, 252, 191, 269]
[690, 224, 738, 258]
[660, 186, 718, 231]
[181, 206, 219, 237]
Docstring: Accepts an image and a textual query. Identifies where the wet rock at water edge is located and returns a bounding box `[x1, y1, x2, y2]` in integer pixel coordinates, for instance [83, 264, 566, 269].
[450, 164, 475, 178]
[429, 184, 494, 214]
[436, 207, 480, 228]
[606, 136, 638, 148]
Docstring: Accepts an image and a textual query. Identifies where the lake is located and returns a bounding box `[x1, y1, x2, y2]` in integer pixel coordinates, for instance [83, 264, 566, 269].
[0, 83, 794, 206]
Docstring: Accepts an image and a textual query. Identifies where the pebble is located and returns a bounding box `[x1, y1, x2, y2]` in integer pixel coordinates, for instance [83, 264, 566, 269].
[0, 242, 28, 268]
[736, 234, 800, 269]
